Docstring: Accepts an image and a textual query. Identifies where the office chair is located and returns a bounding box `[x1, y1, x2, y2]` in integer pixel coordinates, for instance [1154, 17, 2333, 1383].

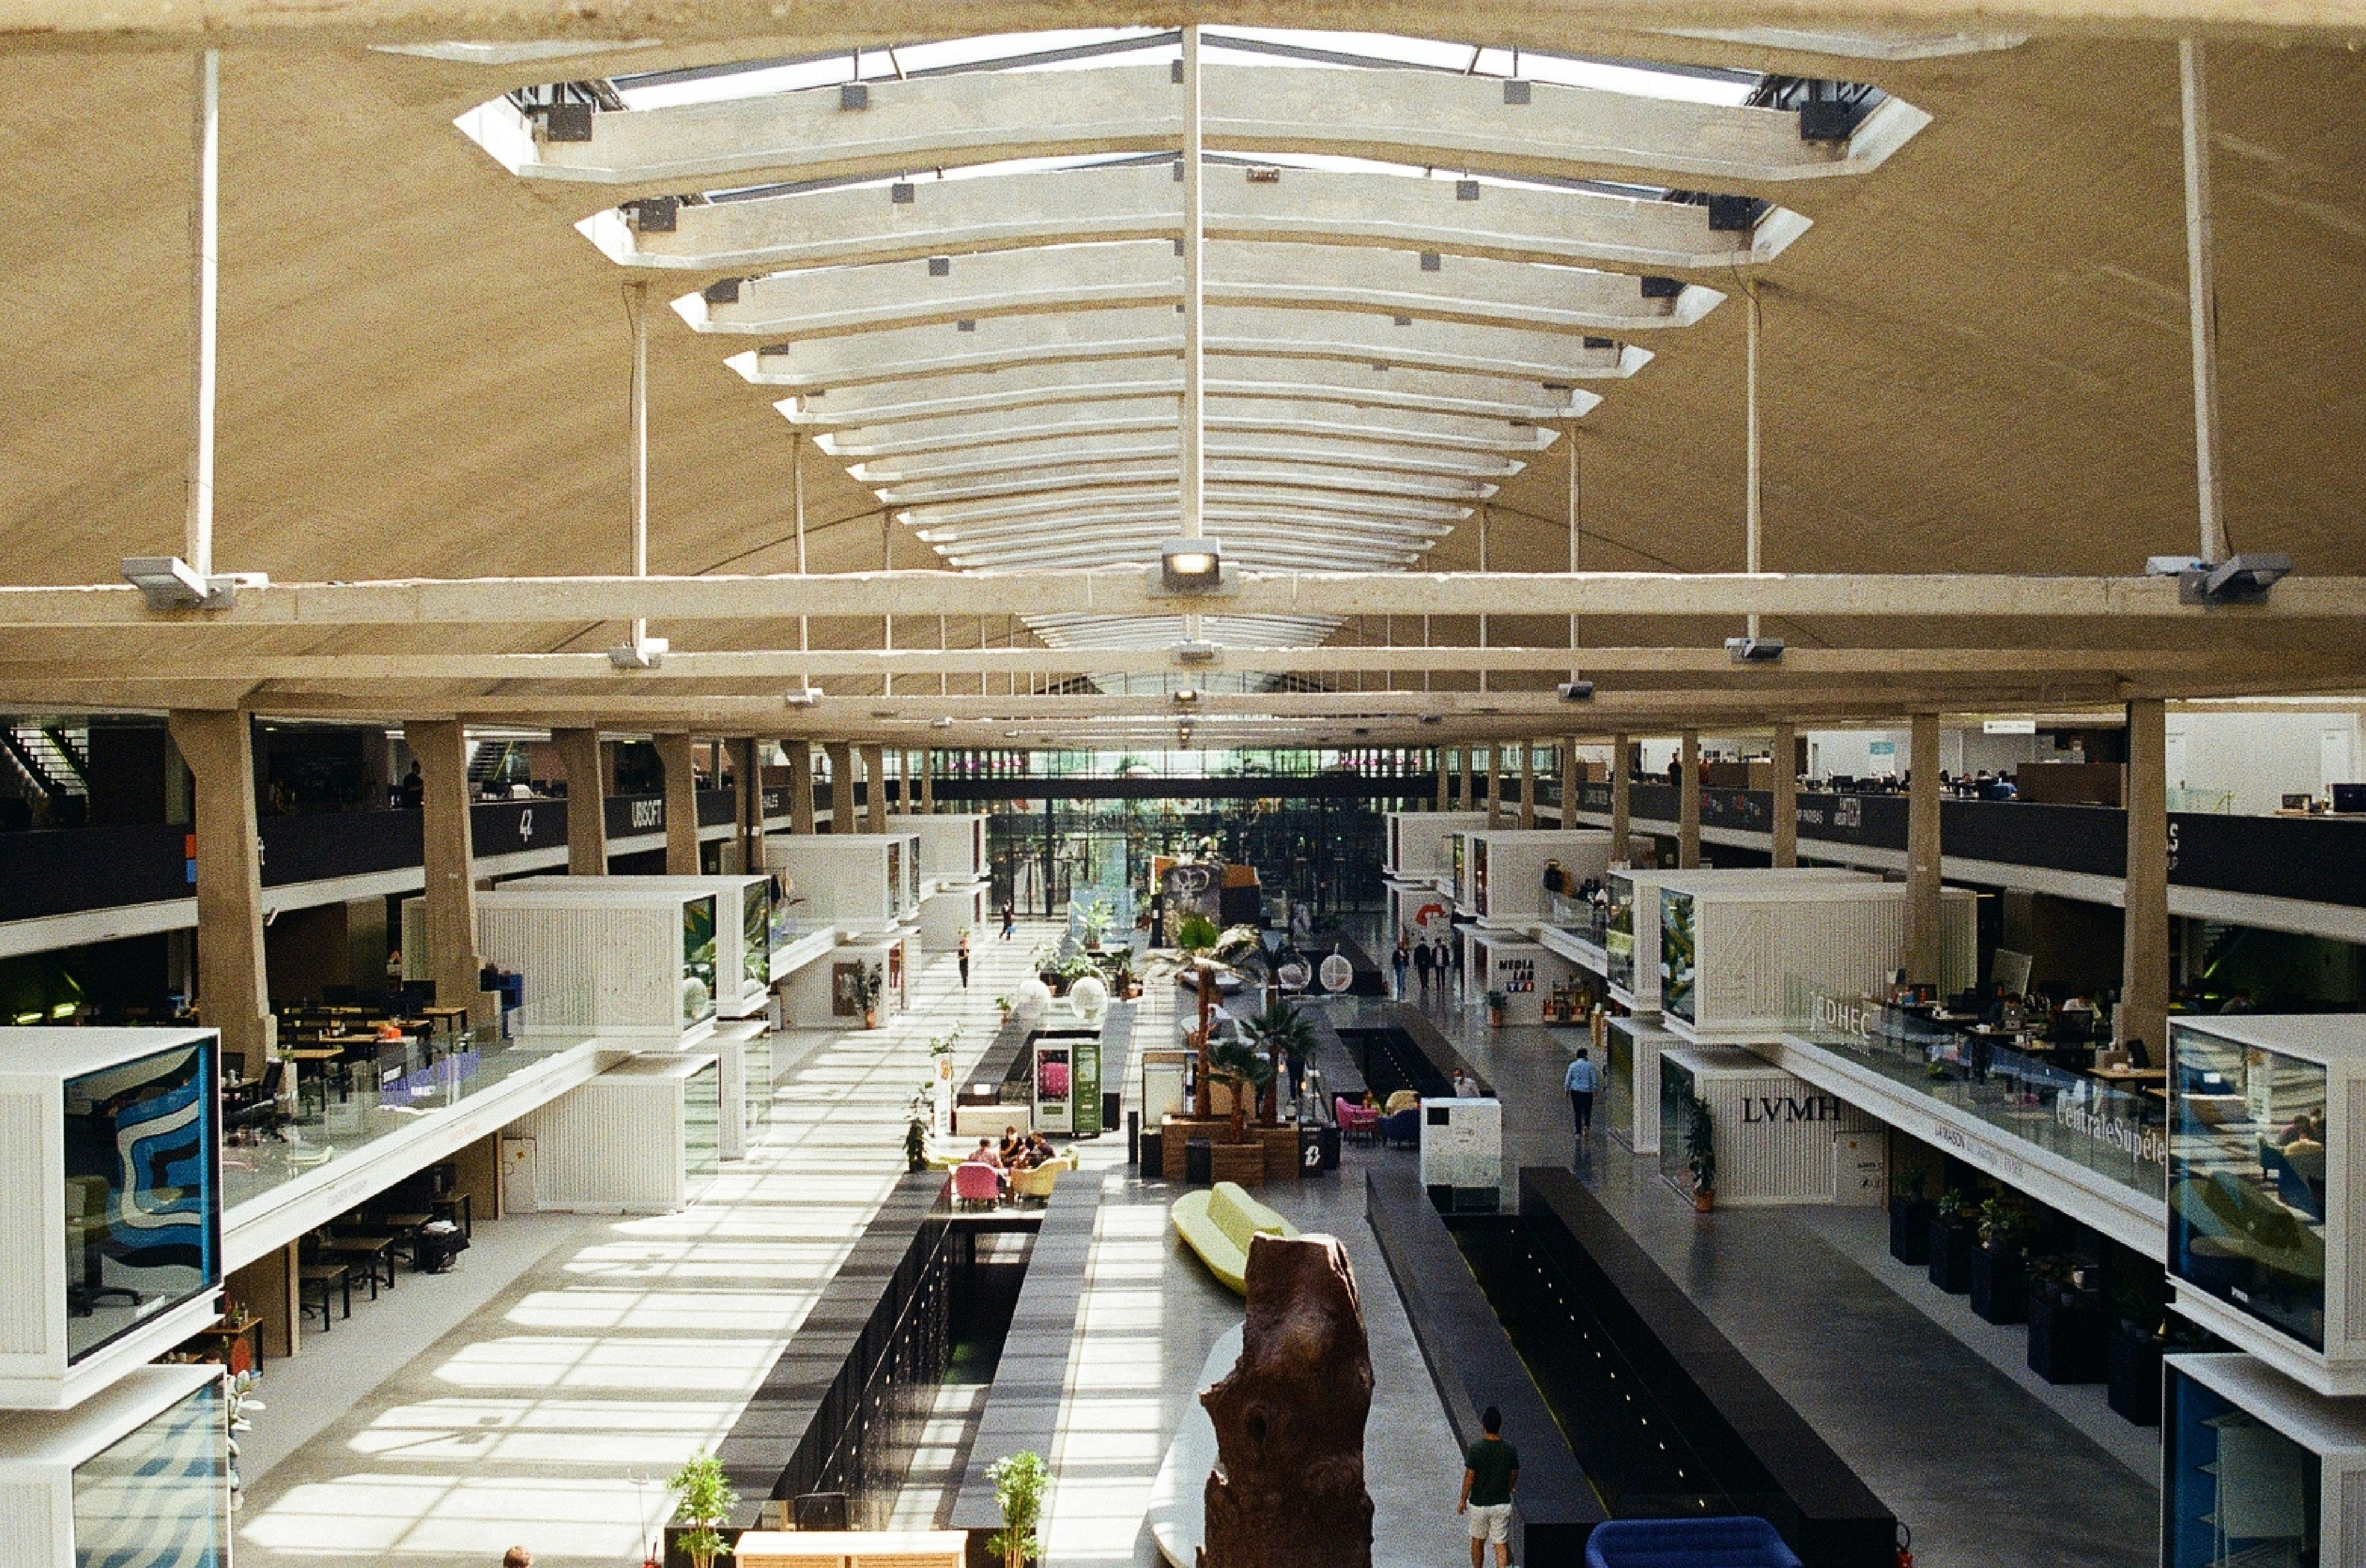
[65, 1176, 140, 1317]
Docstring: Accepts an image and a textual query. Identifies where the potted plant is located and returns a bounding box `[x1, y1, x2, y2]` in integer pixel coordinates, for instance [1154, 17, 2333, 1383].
[1926, 1190, 1979, 1294]
[224, 1368, 264, 1511]
[1239, 998, 1315, 1125]
[1483, 988, 1509, 1028]
[1970, 1195, 2031, 1324]
[1887, 1165, 1933, 1266]
[2025, 1260, 2108, 1384]
[1683, 1088, 1716, 1212]
[667, 1452, 737, 1568]
[987, 1451, 1047, 1568]
[905, 1083, 934, 1173]
[2105, 1267, 2171, 1424]
[1078, 898, 1115, 950]
[994, 995, 1014, 1024]
[858, 963, 884, 1029]
[1143, 912, 1262, 1118]
[1208, 1036, 1276, 1148]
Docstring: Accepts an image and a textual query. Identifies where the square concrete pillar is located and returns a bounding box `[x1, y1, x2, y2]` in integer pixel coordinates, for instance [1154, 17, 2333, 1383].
[1519, 743, 1537, 828]
[1771, 721, 1798, 868]
[1610, 733, 1631, 861]
[1907, 712, 1944, 985]
[823, 743, 853, 832]
[2121, 698, 2170, 1057]
[733, 737, 767, 869]
[1678, 731, 1701, 868]
[553, 727, 607, 873]
[167, 709, 273, 1066]
[787, 741, 816, 835]
[654, 732, 700, 874]
[861, 744, 888, 833]
[405, 719, 489, 1018]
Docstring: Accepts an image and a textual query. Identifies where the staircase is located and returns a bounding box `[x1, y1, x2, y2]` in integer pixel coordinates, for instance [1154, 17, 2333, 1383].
[0, 723, 87, 802]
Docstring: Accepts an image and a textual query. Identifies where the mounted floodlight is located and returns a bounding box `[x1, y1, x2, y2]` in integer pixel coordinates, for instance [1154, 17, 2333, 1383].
[1419, 715, 1443, 726]
[2180, 553, 2293, 606]
[1157, 536, 1229, 594]
[121, 557, 268, 611]
[1726, 637, 1786, 663]
[930, 716, 955, 730]
[1172, 639, 1222, 666]
[782, 688, 824, 708]
[607, 635, 669, 670]
[1557, 681, 1596, 701]
[2145, 555, 2205, 578]
[1173, 688, 1202, 706]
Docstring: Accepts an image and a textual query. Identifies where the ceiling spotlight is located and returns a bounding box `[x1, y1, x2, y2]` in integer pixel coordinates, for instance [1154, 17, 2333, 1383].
[121, 556, 268, 611]
[1172, 638, 1222, 666]
[1725, 637, 1786, 664]
[2181, 552, 2294, 606]
[1419, 715, 1442, 726]
[1173, 688, 1201, 705]
[1003, 729, 1022, 739]
[782, 688, 824, 708]
[1557, 680, 1596, 701]
[1158, 536, 1228, 593]
[607, 635, 668, 670]
[930, 716, 955, 730]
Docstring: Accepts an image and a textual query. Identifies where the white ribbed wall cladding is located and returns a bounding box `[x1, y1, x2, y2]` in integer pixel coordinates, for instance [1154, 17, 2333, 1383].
[2349, 1076, 2366, 1347]
[478, 902, 682, 1038]
[0, 1483, 54, 1565]
[0, 1093, 50, 1359]
[1669, 1047, 1882, 1206]
[1687, 886, 1976, 1043]
[510, 1055, 710, 1213]
[1467, 831, 1613, 920]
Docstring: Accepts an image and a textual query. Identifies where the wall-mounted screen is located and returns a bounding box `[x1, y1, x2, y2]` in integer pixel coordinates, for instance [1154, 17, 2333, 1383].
[1660, 889, 1698, 1024]
[62, 1040, 219, 1365]
[1604, 874, 1637, 990]
[682, 896, 718, 1026]
[741, 882, 769, 986]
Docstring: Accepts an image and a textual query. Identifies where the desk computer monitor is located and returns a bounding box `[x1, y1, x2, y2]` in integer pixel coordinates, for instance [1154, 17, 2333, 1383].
[2332, 783, 2366, 814]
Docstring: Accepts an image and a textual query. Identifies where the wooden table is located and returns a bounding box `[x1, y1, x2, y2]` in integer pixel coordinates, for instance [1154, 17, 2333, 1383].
[730, 1530, 968, 1568]
[2089, 1066, 2168, 1086]
[319, 1234, 398, 1296]
[297, 1262, 352, 1331]
[422, 1004, 470, 1033]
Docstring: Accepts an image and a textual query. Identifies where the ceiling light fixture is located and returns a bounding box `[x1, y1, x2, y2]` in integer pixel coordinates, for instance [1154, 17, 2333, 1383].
[1157, 537, 1230, 594]
[1557, 681, 1596, 701]
[1725, 637, 1785, 664]
[121, 557, 268, 612]
[782, 687, 824, 708]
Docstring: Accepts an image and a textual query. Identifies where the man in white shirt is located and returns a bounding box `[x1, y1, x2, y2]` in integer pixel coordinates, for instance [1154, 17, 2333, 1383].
[1563, 1048, 1599, 1159]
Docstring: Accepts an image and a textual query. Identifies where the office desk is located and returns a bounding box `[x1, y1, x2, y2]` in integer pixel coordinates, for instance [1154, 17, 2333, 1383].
[2089, 1066, 2168, 1087]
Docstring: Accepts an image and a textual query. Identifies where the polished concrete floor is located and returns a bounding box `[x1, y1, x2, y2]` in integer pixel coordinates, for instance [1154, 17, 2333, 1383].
[1394, 960, 2162, 1568]
[235, 926, 1044, 1565]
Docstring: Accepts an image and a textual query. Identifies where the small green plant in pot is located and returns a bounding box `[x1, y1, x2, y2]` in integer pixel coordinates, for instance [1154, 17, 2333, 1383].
[988, 1450, 1047, 1568]
[905, 1083, 934, 1172]
[1683, 1088, 1716, 1211]
[858, 963, 884, 1028]
[667, 1451, 737, 1568]
[1483, 988, 1509, 1027]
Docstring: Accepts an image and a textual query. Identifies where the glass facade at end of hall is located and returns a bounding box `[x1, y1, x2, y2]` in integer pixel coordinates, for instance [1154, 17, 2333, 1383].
[2169, 1023, 2330, 1353]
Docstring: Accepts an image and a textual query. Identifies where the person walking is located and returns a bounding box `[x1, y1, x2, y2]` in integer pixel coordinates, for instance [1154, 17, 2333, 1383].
[1564, 1047, 1599, 1157]
[1412, 936, 1434, 997]
[1446, 933, 1464, 992]
[1392, 935, 1411, 999]
[1457, 1405, 1519, 1568]
[957, 933, 971, 989]
[1000, 900, 1016, 940]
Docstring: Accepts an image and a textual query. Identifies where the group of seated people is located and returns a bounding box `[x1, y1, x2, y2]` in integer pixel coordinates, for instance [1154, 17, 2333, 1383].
[963, 1128, 1060, 1190]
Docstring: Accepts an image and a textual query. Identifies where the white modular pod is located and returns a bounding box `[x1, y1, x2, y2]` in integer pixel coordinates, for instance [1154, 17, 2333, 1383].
[708, 1019, 767, 1161]
[1657, 1044, 1884, 1207]
[2168, 1014, 2366, 1397]
[1467, 933, 1574, 1026]
[1659, 880, 1977, 1045]
[764, 834, 923, 933]
[918, 884, 987, 952]
[474, 886, 721, 1043]
[2164, 1352, 2366, 1565]
[509, 875, 774, 1019]
[0, 1364, 229, 1567]
[885, 813, 989, 887]
[0, 1030, 222, 1410]
[1454, 830, 1618, 923]
[1604, 867, 1866, 1015]
[1383, 812, 1490, 883]
[781, 935, 914, 1029]
[503, 1051, 722, 1214]
[1604, 1014, 1685, 1156]
[1418, 1098, 1502, 1198]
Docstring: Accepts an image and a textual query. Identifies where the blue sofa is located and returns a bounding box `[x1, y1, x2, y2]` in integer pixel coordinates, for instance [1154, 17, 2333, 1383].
[1583, 1516, 1802, 1568]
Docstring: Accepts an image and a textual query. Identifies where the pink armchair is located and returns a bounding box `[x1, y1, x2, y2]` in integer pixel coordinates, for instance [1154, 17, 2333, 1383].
[1336, 1096, 1381, 1146]
[951, 1161, 1002, 1211]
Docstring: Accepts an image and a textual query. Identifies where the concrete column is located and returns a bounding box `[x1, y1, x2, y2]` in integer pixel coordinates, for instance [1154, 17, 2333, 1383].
[167, 709, 272, 1066]
[1559, 738, 1578, 825]
[553, 727, 606, 873]
[1519, 743, 1537, 828]
[861, 744, 888, 832]
[1434, 749, 1449, 811]
[1678, 730, 1701, 869]
[732, 738, 765, 872]
[787, 742, 816, 835]
[654, 732, 700, 873]
[1485, 747, 1504, 828]
[1770, 721, 1798, 868]
[2122, 697, 2171, 1057]
[1457, 747, 1473, 814]
[1609, 733, 1631, 861]
[404, 719, 487, 1019]
[1907, 712, 1943, 986]
[823, 743, 852, 832]
[920, 748, 936, 812]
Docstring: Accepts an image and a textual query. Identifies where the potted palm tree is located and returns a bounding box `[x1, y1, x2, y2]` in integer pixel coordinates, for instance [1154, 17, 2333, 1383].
[667, 1452, 736, 1568]
[1238, 998, 1315, 1122]
[988, 1451, 1047, 1568]
[905, 1084, 934, 1172]
[1143, 911, 1262, 1119]
[858, 963, 884, 1029]
[1683, 1088, 1716, 1212]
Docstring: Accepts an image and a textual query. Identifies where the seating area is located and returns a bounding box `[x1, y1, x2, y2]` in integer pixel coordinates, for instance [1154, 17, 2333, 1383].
[1170, 1180, 1299, 1294]
[292, 1164, 475, 1333]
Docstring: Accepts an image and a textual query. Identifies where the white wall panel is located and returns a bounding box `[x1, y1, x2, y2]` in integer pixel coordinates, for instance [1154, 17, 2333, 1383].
[0, 1095, 49, 1360]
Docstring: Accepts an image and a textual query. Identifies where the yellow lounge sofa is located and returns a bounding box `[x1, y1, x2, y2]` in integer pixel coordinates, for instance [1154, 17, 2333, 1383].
[1171, 1181, 1299, 1293]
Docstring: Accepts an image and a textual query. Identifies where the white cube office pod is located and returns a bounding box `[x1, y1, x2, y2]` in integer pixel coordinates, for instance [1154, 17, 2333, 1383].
[502, 1051, 722, 1214]
[0, 1364, 229, 1567]
[1604, 1013, 1686, 1156]
[1418, 1097, 1502, 1200]
[1658, 1044, 1884, 1207]
[1383, 812, 1489, 884]
[2163, 1352, 2366, 1565]
[764, 834, 922, 934]
[916, 883, 987, 952]
[510, 876, 774, 1019]
[1605, 868, 1865, 1016]
[884, 813, 989, 888]
[474, 885, 722, 1043]
[2167, 1014, 2366, 1395]
[1465, 932, 1573, 1026]
[0, 1030, 222, 1410]
[1657, 879, 1976, 1046]
[1449, 830, 1616, 924]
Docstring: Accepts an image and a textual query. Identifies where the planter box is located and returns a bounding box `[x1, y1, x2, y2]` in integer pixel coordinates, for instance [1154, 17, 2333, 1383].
[1888, 1197, 1934, 1264]
[1210, 1142, 1266, 1187]
[2027, 1291, 2108, 1384]
[2106, 1326, 2164, 1425]
[1257, 1125, 1302, 1183]
[1970, 1245, 2027, 1325]
[1926, 1219, 1979, 1294]
[1162, 1117, 1230, 1182]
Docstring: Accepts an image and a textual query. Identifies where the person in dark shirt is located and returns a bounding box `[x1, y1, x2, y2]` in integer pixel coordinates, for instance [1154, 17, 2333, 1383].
[1458, 1404, 1519, 1568]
